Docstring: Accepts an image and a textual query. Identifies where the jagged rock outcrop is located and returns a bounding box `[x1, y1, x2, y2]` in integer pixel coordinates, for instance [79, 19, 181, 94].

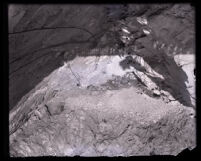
[109, 4, 195, 107]
[9, 4, 196, 157]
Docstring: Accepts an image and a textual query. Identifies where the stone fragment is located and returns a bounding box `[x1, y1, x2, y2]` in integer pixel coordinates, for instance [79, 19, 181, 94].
[153, 89, 160, 96]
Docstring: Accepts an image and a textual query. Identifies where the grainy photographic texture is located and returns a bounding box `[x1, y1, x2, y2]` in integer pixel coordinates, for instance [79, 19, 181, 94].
[9, 4, 196, 157]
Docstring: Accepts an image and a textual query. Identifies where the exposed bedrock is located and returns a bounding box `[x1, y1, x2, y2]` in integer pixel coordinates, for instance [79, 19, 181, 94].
[9, 4, 196, 156]
[9, 86, 196, 156]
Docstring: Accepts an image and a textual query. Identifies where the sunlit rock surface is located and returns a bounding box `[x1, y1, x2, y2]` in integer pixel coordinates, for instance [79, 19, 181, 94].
[9, 4, 196, 157]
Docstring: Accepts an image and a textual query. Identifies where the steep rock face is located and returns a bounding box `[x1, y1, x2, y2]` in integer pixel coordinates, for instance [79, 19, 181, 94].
[9, 4, 195, 109]
[9, 4, 196, 157]
[9, 4, 109, 109]
[109, 4, 195, 107]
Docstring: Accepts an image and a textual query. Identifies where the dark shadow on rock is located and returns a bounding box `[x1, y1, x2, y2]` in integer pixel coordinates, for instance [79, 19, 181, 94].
[119, 52, 193, 107]
[9, 51, 64, 110]
[9, 29, 194, 110]
[143, 51, 193, 107]
[9, 4, 195, 110]
[119, 55, 146, 72]
[8, 29, 107, 110]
